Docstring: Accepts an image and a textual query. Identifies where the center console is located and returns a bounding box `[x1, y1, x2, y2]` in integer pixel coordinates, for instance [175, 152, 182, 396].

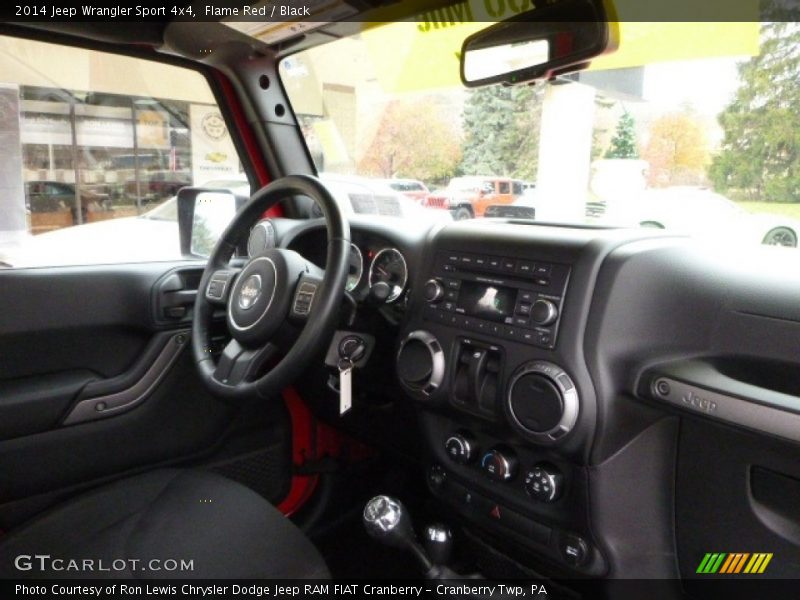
[396, 221, 611, 577]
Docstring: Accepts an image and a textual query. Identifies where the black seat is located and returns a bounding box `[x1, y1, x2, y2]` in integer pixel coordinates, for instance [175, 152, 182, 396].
[0, 469, 329, 579]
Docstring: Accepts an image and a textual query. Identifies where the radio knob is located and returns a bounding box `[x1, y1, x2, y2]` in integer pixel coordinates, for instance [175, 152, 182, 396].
[480, 447, 518, 482]
[530, 299, 558, 325]
[423, 279, 445, 303]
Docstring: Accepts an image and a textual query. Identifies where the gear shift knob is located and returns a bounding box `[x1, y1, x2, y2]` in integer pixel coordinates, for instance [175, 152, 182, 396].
[423, 524, 453, 566]
[363, 495, 414, 548]
[363, 495, 432, 571]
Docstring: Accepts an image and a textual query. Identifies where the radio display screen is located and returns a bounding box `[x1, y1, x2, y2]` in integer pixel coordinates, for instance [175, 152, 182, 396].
[456, 282, 516, 323]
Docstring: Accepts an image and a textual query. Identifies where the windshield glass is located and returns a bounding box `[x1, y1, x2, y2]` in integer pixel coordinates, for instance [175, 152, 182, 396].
[277, 20, 800, 249]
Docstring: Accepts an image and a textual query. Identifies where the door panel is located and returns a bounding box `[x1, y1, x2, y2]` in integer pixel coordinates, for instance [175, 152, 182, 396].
[0, 261, 292, 530]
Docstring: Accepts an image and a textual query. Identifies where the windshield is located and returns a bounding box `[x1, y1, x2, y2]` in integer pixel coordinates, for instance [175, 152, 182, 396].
[278, 21, 800, 249]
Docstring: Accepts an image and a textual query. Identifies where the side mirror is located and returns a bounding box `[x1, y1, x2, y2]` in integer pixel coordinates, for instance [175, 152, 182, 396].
[177, 188, 248, 258]
[460, 0, 618, 87]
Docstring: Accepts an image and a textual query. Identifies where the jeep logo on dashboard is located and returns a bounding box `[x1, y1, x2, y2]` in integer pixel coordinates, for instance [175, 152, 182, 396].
[682, 390, 717, 413]
[238, 274, 262, 310]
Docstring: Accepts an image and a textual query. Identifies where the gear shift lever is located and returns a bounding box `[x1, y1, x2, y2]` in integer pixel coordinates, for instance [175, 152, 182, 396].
[363, 495, 432, 570]
[423, 524, 453, 566]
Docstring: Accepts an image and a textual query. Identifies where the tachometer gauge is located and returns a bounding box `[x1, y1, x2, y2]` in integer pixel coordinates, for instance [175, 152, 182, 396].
[347, 244, 363, 292]
[368, 248, 408, 303]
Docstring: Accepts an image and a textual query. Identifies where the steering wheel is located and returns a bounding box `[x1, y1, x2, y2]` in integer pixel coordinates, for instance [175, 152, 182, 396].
[192, 174, 350, 400]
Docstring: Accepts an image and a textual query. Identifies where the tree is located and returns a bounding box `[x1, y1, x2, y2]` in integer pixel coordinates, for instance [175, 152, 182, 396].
[605, 111, 639, 159]
[643, 109, 711, 187]
[358, 98, 461, 181]
[459, 84, 543, 180]
[710, 22, 800, 202]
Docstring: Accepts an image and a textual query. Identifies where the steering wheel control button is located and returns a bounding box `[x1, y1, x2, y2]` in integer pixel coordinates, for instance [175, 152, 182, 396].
[530, 298, 558, 325]
[507, 361, 579, 445]
[206, 270, 235, 302]
[444, 432, 477, 464]
[560, 534, 589, 567]
[424, 279, 445, 303]
[524, 464, 564, 502]
[396, 331, 445, 398]
[293, 281, 317, 316]
[480, 447, 518, 482]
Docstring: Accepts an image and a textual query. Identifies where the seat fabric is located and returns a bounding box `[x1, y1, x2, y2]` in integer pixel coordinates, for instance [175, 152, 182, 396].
[0, 469, 329, 579]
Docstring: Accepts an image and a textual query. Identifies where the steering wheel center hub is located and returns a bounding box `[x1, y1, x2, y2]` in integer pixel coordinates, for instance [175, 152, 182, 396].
[228, 254, 285, 344]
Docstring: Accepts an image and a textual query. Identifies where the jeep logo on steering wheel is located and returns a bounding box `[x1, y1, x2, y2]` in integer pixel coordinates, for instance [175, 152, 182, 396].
[238, 274, 262, 310]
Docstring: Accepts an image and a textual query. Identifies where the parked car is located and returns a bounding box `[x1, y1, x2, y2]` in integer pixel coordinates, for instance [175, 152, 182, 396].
[381, 178, 430, 203]
[616, 187, 800, 247]
[25, 180, 109, 213]
[424, 176, 516, 219]
[319, 174, 452, 224]
[123, 170, 191, 203]
[485, 187, 593, 222]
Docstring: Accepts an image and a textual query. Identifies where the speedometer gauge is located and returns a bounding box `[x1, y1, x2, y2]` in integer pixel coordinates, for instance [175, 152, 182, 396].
[368, 248, 408, 303]
[347, 244, 363, 292]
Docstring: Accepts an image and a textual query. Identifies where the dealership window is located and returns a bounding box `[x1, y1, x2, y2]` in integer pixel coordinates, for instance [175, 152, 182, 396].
[0, 36, 245, 268]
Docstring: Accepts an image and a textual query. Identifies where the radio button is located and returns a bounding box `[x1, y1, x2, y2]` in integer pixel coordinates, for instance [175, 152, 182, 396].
[517, 261, 535, 275]
[516, 302, 532, 316]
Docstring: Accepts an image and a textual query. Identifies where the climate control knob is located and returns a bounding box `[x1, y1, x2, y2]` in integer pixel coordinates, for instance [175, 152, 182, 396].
[530, 298, 558, 326]
[423, 279, 445, 303]
[524, 463, 564, 502]
[480, 447, 518, 482]
[444, 432, 476, 464]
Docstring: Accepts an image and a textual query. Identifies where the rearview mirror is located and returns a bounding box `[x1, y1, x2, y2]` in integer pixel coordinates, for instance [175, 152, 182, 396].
[460, 0, 617, 87]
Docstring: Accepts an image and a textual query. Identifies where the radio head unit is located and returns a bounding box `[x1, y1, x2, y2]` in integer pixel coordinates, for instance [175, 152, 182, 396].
[422, 251, 570, 349]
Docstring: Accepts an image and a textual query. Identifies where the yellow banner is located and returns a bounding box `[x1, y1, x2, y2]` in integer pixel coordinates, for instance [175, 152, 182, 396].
[363, 20, 760, 93]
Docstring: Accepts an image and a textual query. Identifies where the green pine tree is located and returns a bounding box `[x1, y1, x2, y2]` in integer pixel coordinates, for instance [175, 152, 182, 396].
[459, 84, 543, 180]
[604, 111, 639, 159]
[710, 22, 800, 203]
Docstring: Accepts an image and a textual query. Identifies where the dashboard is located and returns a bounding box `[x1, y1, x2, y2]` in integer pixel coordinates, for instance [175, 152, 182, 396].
[246, 212, 800, 584]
